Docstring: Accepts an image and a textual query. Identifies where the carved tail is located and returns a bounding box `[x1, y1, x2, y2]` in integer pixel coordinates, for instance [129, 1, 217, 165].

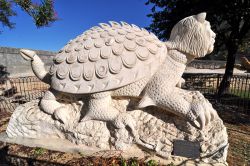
[20, 49, 51, 84]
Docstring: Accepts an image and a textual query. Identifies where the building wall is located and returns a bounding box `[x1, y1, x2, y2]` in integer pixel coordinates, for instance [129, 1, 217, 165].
[0, 47, 55, 77]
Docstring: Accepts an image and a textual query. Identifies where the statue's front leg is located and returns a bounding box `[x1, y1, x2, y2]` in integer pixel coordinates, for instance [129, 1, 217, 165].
[172, 88, 218, 129]
[40, 89, 70, 124]
[142, 87, 217, 130]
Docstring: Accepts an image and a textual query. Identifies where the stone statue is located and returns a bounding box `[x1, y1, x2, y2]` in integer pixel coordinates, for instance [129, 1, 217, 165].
[6, 13, 228, 164]
[240, 56, 250, 71]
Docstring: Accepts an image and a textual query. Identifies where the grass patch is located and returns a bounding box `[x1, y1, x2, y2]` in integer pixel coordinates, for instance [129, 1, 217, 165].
[33, 147, 45, 156]
[230, 89, 250, 99]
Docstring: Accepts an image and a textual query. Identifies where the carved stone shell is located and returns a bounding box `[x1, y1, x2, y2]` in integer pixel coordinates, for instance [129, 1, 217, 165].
[50, 21, 167, 94]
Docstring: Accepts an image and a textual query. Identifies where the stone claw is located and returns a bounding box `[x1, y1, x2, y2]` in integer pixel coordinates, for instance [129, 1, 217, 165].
[188, 94, 218, 130]
[53, 106, 71, 124]
[205, 108, 211, 125]
[196, 112, 206, 130]
[189, 114, 205, 130]
[20, 49, 36, 61]
[114, 113, 136, 133]
[177, 77, 185, 88]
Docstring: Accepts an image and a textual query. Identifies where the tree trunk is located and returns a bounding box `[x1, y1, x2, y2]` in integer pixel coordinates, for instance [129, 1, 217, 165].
[217, 40, 238, 99]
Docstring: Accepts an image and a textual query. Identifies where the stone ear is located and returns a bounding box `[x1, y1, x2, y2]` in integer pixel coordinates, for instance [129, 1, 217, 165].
[195, 12, 206, 23]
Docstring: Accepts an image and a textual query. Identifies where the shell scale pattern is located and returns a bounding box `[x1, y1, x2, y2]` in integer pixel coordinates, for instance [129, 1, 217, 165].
[50, 21, 167, 94]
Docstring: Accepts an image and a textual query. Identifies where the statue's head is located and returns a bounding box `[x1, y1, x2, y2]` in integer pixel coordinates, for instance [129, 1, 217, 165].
[166, 12, 216, 58]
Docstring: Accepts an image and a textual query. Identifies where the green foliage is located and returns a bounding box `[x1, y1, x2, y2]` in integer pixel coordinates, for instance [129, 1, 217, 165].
[14, 0, 57, 27]
[120, 157, 127, 166]
[0, 0, 57, 32]
[230, 89, 250, 99]
[130, 157, 139, 166]
[121, 157, 139, 166]
[79, 151, 85, 157]
[0, 0, 16, 30]
[34, 147, 45, 156]
[146, 159, 158, 166]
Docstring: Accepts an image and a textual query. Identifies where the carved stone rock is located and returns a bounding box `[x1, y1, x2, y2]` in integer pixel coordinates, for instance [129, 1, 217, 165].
[7, 99, 228, 164]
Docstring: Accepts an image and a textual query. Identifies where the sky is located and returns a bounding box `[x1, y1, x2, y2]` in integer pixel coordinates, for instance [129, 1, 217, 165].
[0, 0, 153, 52]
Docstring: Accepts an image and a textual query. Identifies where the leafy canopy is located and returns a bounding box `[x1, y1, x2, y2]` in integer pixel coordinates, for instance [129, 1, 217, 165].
[0, 0, 57, 32]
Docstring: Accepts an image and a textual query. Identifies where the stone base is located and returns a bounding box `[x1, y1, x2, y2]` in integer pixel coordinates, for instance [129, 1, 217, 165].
[5, 99, 228, 165]
[0, 132, 227, 166]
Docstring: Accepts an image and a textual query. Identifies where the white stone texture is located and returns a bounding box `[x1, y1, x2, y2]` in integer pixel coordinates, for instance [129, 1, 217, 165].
[7, 13, 228, 164]
[7, 98, 228, 164]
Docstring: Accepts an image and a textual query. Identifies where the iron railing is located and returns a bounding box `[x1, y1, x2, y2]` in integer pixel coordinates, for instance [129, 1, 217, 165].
[0, 74, 249, 114]
[183, 73, 250, 114]
[0, 76, 49, 112]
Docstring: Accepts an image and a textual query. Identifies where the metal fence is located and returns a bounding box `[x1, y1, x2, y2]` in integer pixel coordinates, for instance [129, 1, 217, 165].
[0, 74, 249, 114]
[0, 76, 49, 112]
[183, 73, 250, 114]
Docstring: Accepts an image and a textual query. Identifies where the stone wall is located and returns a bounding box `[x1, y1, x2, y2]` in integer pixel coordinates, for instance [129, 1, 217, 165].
[0, 47, 245, 77]
[0, 47, 56, 77]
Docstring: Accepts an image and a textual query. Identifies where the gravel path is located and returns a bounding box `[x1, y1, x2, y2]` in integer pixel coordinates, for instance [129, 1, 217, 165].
[185, 67, 249, 75]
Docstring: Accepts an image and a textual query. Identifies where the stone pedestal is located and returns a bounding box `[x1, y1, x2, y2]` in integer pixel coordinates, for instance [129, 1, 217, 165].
[6, 99, 228, 165]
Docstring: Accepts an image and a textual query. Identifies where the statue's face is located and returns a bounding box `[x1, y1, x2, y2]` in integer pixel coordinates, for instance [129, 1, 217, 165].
[167, 13, 216, 58]
[204, 21, 216, 54]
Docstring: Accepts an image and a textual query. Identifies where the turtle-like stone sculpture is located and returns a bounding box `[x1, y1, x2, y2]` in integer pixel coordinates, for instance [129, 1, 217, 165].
[6, 13, 229, 163]
[19, 12, 216, 133]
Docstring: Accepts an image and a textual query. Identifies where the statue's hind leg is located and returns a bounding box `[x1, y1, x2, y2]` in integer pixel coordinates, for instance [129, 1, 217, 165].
[82, 91, 136, 136]
[82, 91, 159, 150]
[82, 91, 119, 122]
[40, 89, 70, 124]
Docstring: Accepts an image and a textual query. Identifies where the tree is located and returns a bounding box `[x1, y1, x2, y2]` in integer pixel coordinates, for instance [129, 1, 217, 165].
[0, 0, 57, 32]
[146, 0, 250, 98]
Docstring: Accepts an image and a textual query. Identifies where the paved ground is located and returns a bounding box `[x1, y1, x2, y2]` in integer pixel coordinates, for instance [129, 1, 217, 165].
[185, 67, 249, 75]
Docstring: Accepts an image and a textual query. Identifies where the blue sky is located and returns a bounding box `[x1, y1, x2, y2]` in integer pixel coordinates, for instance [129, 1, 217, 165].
[0, 0, 153, 52]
